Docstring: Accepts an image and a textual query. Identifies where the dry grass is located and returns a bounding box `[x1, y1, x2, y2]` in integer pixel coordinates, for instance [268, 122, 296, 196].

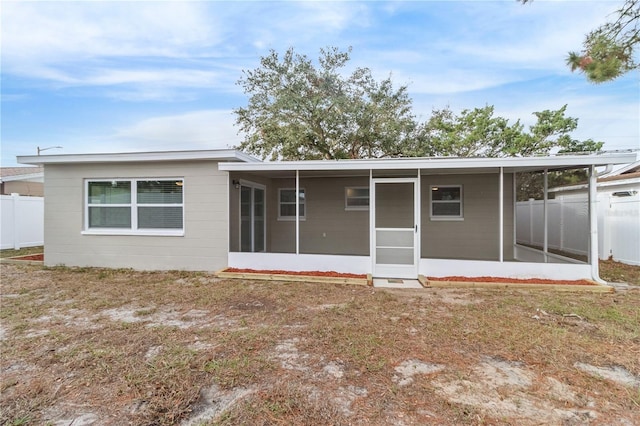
[1, 264, 639, 425]
[600, 257, 640, 285]
[0, 246, 43, 259]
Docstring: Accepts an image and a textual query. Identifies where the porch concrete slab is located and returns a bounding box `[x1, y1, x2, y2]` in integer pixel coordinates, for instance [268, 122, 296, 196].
[373, 279, 424, 289]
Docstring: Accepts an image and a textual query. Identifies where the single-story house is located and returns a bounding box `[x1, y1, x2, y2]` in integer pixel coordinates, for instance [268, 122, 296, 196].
[17, 149, 636, 282]
[0, 167, 44, 196]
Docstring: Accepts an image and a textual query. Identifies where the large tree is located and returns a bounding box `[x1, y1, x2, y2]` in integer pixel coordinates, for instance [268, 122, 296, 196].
[234, 47, 420, 160]
[411, 104, 603, 158]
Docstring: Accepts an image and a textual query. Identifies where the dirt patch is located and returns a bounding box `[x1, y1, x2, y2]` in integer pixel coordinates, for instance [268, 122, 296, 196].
[393, 359, 444, 386]
[432, 357, 598, 424]
[182, 383, 255, 426]
[100, 306, 222, 329]
[574, 362, 640, 388]
[273, 338, 310, 372]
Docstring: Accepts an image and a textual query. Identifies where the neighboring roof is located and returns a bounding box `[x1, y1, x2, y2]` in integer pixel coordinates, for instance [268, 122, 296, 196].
[17, 149, 260, 166]
[0, 167, 44, 183]
[219, 152, 637, 174]
[599, 158, 640, 178]
[599, 171, 640, 183]
[549, 159, 640, 193]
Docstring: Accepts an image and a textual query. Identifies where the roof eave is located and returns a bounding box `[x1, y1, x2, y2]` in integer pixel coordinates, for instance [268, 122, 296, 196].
[17, 149, 260, 165]
[0, 172, 45, 183]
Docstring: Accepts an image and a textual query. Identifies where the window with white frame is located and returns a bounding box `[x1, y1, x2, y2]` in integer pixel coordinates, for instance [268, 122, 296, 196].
[278, 188, 305, 220]
[430, 185, 462, 219]
[345, 186, 369, 210]
[86, 179, 184, 234]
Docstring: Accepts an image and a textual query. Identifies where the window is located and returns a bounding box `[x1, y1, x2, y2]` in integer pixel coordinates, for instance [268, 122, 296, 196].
[85, 179, 184, 235]
[430, 185, 462, 219]
[278, 188, 305, 220]
[345, 187, 369, 211]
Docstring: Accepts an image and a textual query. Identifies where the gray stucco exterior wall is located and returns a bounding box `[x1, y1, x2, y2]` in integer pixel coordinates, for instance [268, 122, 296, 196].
[421, 173, 514, 260]
[43, 161, 228, 271]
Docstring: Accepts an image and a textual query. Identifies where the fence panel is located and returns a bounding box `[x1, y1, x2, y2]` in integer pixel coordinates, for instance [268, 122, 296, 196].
[607, 194, 640, 265]
[0, 194, 44, 250]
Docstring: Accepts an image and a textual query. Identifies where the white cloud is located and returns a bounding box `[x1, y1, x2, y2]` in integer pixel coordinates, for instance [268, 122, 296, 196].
[1, 1, 223, 91]
[2, 2, 217, 62]
[109, 110, 243, 152]
[360, 1, 624, 95]
[1, 1, 370, 90]
[1, 110, 243, 163]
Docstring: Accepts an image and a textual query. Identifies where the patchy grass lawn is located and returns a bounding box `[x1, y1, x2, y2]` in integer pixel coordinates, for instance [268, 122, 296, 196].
[1, 264, 639, 425]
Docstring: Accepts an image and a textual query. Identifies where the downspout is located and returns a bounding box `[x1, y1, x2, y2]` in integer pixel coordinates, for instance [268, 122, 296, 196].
[543, 169, 548, 262]
[369, 169, 374, 276]
[512, 173, 517, 260]
[499, 167, 504, 262]
[589, 164, 613, 284]
[295, 169, 300, 255]
[417, 168, 422, 275]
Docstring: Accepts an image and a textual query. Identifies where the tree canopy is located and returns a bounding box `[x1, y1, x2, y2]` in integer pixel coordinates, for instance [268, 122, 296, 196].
[234, 47, 602, 161]
[234, 47, 420, 160]
[524, 0, 639, 82]
[409, 104, 602, 158]
[567, 0, 639, 82]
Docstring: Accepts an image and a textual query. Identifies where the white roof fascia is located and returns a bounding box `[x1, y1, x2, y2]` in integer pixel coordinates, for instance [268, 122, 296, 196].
[17, 149, 260, 165]
[0, 172, 44, 183]
[219, 152, 636, 172]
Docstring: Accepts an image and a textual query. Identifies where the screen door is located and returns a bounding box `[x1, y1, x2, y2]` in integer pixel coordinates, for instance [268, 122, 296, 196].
[372, 179, 419, 278]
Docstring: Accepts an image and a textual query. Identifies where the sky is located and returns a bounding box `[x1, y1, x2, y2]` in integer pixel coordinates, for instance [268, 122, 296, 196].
[1, 0, 639, 167]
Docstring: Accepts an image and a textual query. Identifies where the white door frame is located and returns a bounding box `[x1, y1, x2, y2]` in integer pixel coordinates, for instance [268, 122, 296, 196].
[371, 177, 420, 278]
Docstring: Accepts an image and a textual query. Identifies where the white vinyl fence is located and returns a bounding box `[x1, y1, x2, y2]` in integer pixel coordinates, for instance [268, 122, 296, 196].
[598, 193, 640, 266]
[0, 194, 44, 250]
[516, 193, 640, 266]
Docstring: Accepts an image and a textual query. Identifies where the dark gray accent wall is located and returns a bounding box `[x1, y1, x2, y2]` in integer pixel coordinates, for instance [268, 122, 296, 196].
[266, 176, 370, 255]
[421, 173, 514, 260]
